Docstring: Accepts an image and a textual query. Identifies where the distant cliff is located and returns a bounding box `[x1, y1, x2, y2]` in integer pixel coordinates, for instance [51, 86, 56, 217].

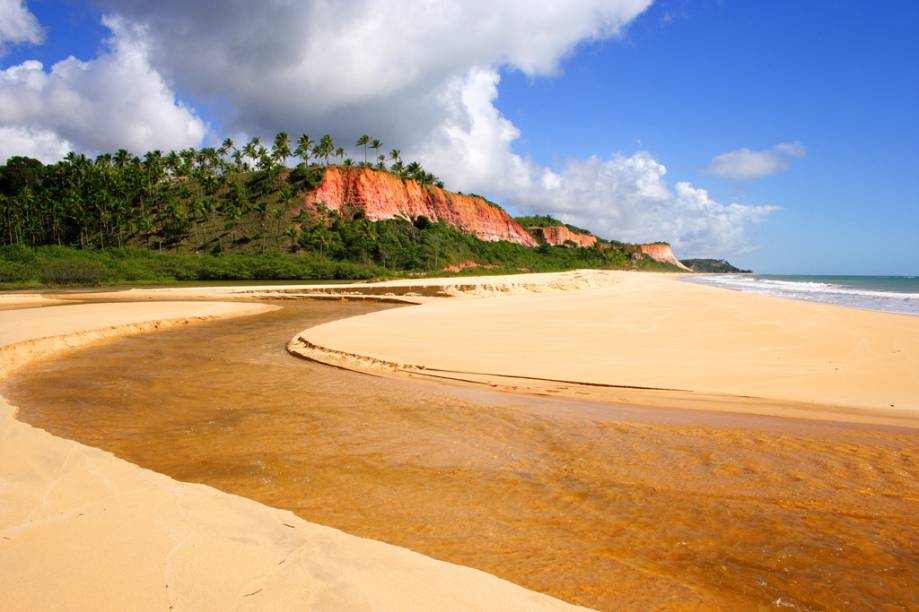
[638, 244, 691, 271]
[682, 259, 751, 273]
[514, 215, 597, 248]
[529, 225, 598, 248]
[305, 167, 537, 246]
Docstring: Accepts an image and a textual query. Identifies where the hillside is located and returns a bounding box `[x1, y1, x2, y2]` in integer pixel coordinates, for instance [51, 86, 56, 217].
[682, 258, 752, 273]
[515, 215, 598, 247]
[0, 146, 690, 284]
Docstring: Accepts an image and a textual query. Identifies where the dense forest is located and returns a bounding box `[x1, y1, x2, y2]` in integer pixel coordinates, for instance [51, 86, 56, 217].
[0, 132, 682, 285]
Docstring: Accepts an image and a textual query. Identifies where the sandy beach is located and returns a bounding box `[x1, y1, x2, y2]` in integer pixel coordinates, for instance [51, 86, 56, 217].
[0, 298, 582, 612]
[2, 270, 918, 610]
[296, 271, 919, 426]
[3, 1, 915, 608]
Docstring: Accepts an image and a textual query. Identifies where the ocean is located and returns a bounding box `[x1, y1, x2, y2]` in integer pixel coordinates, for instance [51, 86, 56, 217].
[687, 274, 919, 316]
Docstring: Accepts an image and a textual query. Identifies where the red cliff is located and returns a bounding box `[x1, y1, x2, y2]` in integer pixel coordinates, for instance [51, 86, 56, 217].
[639, 244, 691, 271]
[304, 167, 538, 246]
[529, 225, 598, 248]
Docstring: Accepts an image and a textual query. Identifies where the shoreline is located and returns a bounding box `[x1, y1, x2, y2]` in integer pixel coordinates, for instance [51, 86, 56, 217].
[682, 273, 919, 317]
[0, 299, 582, 611]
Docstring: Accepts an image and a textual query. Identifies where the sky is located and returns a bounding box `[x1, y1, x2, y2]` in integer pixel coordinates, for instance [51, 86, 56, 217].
[0, 0, 916, 274]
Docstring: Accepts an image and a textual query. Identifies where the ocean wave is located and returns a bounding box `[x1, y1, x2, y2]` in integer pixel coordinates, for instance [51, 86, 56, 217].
[689, 275, 919, 315]
[699, 276, 919, 301]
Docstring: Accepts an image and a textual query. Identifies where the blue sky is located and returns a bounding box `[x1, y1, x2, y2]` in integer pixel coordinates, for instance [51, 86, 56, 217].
[496, 0, 919, 274]
[1, 0, 917, 274]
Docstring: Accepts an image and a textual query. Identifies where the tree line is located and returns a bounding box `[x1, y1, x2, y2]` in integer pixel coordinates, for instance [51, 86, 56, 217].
[0, 132, 444, 250]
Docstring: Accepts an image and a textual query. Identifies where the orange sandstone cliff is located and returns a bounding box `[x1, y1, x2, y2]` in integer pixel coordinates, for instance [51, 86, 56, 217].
[304, 167, 537, 246]
[639, 244, 691, 271]
[529, 225, 598, 248]
[303, 167, 689, 269]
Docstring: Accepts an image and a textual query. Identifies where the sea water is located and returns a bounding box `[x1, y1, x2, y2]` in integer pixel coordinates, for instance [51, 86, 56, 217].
[687, 274, 919, 315]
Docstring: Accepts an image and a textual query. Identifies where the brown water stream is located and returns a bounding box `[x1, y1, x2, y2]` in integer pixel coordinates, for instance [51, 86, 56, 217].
[5, 300, 919, 610]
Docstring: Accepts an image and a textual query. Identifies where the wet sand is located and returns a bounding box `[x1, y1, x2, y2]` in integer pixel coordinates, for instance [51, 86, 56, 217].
[1, 299, 580, 612]
[7, 300, 919, 610]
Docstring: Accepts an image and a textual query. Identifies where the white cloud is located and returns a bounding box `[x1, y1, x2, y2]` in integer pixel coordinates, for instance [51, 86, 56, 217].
[0, 125, 71, 163]
[415, 67, 778, 255]
[707, 141, 806, 180]
[0, 15, 207, 162]
[0, 0, 43, 53]
[97, 0, 652, 140]
[0, 1, 779, 254]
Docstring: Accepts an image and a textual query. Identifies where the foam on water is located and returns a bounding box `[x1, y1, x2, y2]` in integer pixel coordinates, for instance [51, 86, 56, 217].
[688, 274, 919, 315]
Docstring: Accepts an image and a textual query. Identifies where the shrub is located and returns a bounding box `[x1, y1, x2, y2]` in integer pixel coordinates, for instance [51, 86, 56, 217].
[0, 260, 32, 282]
[39, 257, 111, 285]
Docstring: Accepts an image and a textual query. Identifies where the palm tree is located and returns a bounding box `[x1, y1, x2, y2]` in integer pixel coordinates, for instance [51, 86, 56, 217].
[243, 139, 259, 169]
[336, 147, 345, 164]
[258, 153, 274, 174]
[295, 134, 313, 165]
[370, 138, 383, 160]
[272, 131, 291, 168]
[316, 134, 335, 166]
[376, 154, 386, 170]
[232, 150, 245, 172]
[220, 138, 235, 160]
[285, 226, 299, 251]
[113, 149, 130, 170]
[161, 151, 178, 179]
[356, 134, 371, 163]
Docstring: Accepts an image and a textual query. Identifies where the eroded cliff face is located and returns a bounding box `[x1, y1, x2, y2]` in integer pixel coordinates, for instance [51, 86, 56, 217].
[304, 168, 689, 269]
[639, 244, 691, 271]
[305, 167, 538, 246]
[529, 225, 598, 248]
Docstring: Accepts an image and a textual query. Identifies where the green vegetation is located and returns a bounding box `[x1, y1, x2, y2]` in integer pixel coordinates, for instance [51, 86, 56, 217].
[0, 245, 386, 287]
[0, 133, 683, 286]
[514, 215, 593, 236]
[681, 258, 751, 273]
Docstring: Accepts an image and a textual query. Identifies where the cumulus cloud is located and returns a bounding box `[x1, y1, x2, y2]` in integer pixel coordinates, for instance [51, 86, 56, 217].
[0, 15, 207, 161]
[1, 0, 778, 254]
[707, 141, 805, 180]
[0, 125, 71, 163]
[97, 0, 651, 141]
[0, 0, 43, 53]
[416, 68, 777, 254]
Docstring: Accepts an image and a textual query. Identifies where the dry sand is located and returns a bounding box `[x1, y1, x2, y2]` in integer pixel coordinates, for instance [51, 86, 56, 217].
[4, 269, 917, 609]
[0, 299, 583, 611]
[295, 271, 919, 426]
[61, 269, 622, 304]
[0, 294, 66, 309]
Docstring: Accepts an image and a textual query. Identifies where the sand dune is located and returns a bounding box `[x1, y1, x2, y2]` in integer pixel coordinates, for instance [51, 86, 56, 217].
[0, 299, 583, 611]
